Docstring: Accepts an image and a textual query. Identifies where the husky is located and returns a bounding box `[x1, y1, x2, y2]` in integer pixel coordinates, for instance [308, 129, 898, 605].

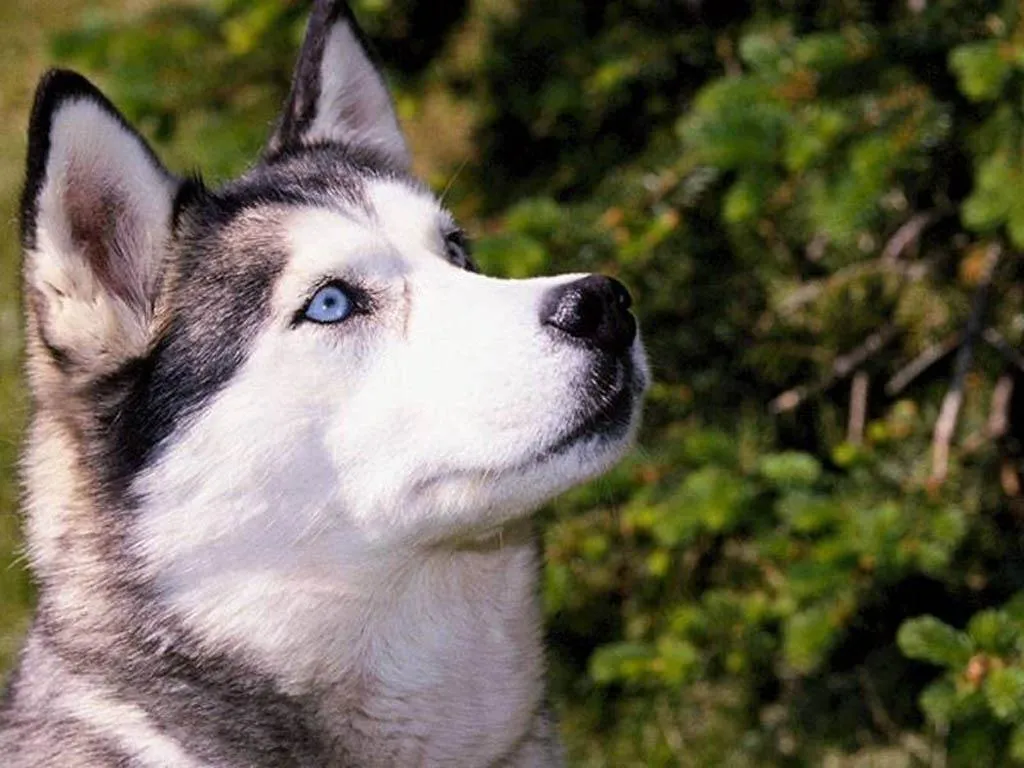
[0, 1, 647, 765]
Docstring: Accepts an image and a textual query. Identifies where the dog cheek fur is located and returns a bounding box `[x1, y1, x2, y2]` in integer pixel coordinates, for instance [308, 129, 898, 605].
[130, 360, 551, 760]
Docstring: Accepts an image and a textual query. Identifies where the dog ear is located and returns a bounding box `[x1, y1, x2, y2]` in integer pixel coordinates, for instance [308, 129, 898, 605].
[21, 69, 179, 377]
[265, 0, 410, 169]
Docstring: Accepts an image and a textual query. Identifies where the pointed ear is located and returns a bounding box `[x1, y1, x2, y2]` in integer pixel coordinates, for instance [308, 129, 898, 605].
[21, 70, 179, 377]
[265, 0, 410, 169]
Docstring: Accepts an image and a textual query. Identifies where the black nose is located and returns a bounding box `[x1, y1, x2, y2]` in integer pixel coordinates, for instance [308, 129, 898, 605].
[541, 275, 636, 354]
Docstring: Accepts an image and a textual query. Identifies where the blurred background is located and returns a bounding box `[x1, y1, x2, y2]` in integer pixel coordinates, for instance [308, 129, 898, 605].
[2, 0, 1024, 765]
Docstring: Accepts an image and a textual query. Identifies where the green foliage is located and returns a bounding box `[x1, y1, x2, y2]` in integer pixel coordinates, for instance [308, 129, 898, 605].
[2, 0, 1024, 765]
[900, 604, 1024, 762]
[949, 41, 1012, 102]
[899, 616, 973, 668]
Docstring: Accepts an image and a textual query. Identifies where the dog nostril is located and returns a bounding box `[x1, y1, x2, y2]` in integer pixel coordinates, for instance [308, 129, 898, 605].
[610, 279, 632, 311]
[548, 288, 603, 338]
[541, 275, 636, 354]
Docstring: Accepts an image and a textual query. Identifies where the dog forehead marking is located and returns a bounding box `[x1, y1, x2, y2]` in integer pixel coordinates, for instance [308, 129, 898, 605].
[282, 206, 400, 285]
[278, 179, 450, 293]
[364, 177, 453, 246]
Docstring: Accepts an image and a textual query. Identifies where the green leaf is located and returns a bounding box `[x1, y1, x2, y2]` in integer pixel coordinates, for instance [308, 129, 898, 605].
[723, 174, 773, 224]
[784, 604, 837, 673]
[784, 106, 849, 171]
[649, 501, 701, 547]
[681, 429, 738, 467]
[968, 610, 1018, 655]
[654, 636, 699, 684]
[793, 33, 851, 72]
[898, 616, 973, 669]
[677, 466, 752, 532]
[919, 678, 957, 724]
[1003, 593, 1024, 624]
[775, 491, 836, 533]
[984, 667, 1024, 721]
[589, 642, 655, 685]
[758, 452, 822, 488]
[831, 442, 866, 468]
[950, 42, 1010, 101]
[1008, 194, 1024, 249]
[962, 152, 1015, 233]
[679, 78, 790, 169]
[738, 29, 786, 72]
[503, 198, 566, 240]
[1010, 722, 1024, 762]
[472, 233, 548, 279]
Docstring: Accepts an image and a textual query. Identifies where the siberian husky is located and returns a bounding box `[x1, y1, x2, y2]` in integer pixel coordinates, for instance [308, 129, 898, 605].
[0, 1, 647, 765]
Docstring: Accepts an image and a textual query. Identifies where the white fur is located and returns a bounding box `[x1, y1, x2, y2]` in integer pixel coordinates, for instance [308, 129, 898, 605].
[27, 98, 175, 368]
[307, 22, 410, 168]
[56, 678, 205, 768]
[132, 179, 645, 764]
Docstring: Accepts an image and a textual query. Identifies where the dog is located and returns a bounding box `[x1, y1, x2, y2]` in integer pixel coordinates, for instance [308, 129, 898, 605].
[0, 1, 647, 764]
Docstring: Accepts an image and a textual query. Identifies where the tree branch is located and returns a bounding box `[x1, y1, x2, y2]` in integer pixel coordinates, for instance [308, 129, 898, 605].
[848, 371, 869, 445]
[881, 211, 936, 262]
[777, 212, 939, 319]
[771, 325, 898, 414]
[930, 245, 1002, 485]
[885, 332, 964, 397]
[982, 328, 1024, 374]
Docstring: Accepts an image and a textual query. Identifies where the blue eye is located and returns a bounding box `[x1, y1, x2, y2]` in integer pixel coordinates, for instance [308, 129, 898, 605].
[304, 284, 353, 324]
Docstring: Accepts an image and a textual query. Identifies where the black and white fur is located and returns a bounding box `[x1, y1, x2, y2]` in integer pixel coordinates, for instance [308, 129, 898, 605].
[0, 1, 647, 765]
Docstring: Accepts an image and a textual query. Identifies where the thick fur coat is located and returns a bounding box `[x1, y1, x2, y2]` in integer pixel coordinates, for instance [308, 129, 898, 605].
[0, 2, 647, 765]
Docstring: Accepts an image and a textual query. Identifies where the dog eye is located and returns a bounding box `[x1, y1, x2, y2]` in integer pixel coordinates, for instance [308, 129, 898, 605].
[303, 283, 353, 324]
[444, 230, 477, 273]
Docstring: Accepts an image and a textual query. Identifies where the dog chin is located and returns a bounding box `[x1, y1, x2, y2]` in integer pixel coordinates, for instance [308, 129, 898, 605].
[534, 410, 638, 480]
[488, 388, 643, 510]
[533, 354, 646, 463]
[402, 356, 647, 536]
[402, 405, 639, 539]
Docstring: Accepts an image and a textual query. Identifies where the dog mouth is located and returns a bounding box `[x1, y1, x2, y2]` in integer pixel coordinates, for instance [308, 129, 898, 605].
[534, 356, 640, 462]
[405, 354, 645, 512]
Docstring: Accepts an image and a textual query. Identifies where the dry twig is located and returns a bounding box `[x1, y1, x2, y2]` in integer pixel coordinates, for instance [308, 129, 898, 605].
[778, 212, 938, 318]
[881, 212, 936, 262]
[930, 244, 1001, 485]
[988, 374, 1014, 439]
[848, 371, 870, 445]
[982, 328, 1024, 374]
[962, 374, 1014, 453]
[771, 325, 897, 413]
[885, 332, 964, 397]
[857, 667, 933, 763]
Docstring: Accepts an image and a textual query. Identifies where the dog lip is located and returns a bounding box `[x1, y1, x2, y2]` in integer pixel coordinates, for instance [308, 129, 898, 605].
[536, 365, 637, 462]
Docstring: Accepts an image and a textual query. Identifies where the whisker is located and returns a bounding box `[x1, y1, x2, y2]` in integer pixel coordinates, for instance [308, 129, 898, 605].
[439, 158, 470, 206]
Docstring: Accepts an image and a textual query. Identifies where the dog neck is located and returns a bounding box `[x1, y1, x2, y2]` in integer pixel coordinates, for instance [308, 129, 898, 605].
[21, 419, 552, 764]
[155, 514, 547, 763]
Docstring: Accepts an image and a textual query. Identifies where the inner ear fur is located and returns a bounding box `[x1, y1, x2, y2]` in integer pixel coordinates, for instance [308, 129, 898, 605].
[21, 69, 179, 376]
[265, 0, 410, 169]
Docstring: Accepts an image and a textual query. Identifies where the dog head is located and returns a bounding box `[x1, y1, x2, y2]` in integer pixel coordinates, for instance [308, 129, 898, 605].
[20, 1, 647, 577]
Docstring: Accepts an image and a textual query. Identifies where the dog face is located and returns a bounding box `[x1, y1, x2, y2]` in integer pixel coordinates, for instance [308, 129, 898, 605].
[20, 2, 646, 589]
